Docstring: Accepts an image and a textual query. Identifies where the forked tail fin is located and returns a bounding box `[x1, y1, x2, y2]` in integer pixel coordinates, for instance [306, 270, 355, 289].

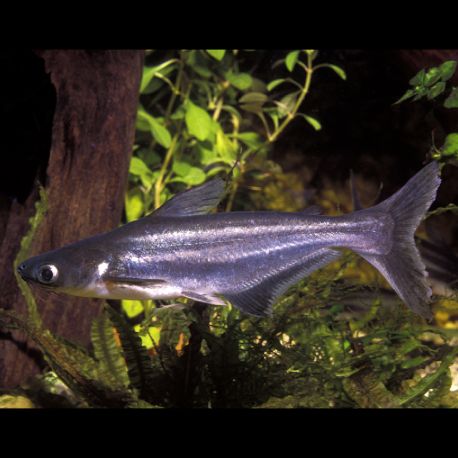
[355, 161, 441, 319]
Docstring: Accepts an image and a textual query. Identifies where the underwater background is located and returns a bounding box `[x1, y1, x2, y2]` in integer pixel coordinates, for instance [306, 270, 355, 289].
[0, 49, 457, 408]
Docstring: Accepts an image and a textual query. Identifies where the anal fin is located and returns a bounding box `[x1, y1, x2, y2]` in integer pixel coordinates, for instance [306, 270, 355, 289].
[223, 248, 341, 317]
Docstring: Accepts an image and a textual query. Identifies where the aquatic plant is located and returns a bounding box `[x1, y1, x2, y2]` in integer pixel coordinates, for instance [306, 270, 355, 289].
[396, 59, 458, 164]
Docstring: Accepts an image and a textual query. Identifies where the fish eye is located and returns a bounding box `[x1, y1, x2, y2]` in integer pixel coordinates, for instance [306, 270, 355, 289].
[38, 265, 58, 284]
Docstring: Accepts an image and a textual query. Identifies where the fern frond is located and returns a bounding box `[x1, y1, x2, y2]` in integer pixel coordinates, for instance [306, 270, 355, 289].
[91, 309, 130, 388]
[106, 306, 157, 400]
[0, 310, 137, 407]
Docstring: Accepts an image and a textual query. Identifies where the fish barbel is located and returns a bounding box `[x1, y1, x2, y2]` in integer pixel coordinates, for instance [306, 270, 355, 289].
[18, 161, 441, 319]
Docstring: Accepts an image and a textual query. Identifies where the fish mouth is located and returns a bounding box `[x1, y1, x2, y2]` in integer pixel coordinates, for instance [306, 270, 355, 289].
[16, 267, 49, 288]
[17, 265, 34, 282]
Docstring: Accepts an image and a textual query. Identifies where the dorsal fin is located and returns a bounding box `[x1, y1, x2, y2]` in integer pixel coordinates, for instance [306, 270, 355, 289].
[151, 178, 227, 217]
[223, 248, 341, 317]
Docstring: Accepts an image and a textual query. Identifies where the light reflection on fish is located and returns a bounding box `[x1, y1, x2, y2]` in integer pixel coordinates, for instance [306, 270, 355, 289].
[18, 162, 441, 319]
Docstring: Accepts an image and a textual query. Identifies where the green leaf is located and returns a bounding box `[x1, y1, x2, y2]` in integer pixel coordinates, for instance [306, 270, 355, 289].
[269, 110, 280, 131]
[285, 51, 300, 72]
[171, 166, 206, 185]
[216, 127, 237, 161]
[206, 49, 226, 61]
[324, 64, 347, 80]
[187, 51, 213, 78]
[424, 67, 441, 87]
[142, 78, 164, 95]
[394, 88, 416, 105]
[137, 108, 172, 148]
[304, 49, 319, 61]
[198, 145, 219, 165]
[185, 100, 213, 141]
[140, 60, 177, 94]
[172, 160, 192, 177]
[235, 131, 263, 149]
[134, 325, 161, 350]
[438, 60, 457, 82]
[239, 92, 268, 104]
[221, 104, 242, 121]
[412, 86, 428, 101]
[185, 167, 207, 185]
[140, 66, 158, 93]
[125, 188, 144, 222]
[409, 69, 426, 86]
[299, 113, 322, 131]
[427, 81, 446, 100]
[250, 77, 268, 93]
[226, 71, 253, 91]
[275, 92, 298, 118]
[137, 147, 161, 168]
[129, 157, 154, 188]
[170, 105, 186, 120]
[441, 132, 458, 156]
[149, 117, 172, 149]
[239, 92, 268, 113]
[267, 79, 287, 91]
[400, 356, 430, 370]
[444, 87, 458, 108]
[122, 300, 145, 319]
[206, 165, 230, 177]
[136, 107, 151, 132]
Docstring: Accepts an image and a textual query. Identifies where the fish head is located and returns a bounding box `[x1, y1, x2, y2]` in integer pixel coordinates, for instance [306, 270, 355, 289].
[17, 244, 108, 296]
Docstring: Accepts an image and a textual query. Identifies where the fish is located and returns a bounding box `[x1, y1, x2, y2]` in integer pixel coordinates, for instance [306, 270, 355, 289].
[17, 161, 441, 319]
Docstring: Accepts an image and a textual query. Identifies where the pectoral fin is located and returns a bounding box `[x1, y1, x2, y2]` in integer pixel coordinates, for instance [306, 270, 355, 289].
[103, 276, 168, 287]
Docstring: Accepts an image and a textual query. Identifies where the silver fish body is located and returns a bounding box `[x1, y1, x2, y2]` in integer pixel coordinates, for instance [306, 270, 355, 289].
[88, 211, 388, 293]
[18, 161, 441, 318]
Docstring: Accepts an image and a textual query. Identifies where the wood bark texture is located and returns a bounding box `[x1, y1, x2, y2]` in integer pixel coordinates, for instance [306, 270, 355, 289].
[0, 50, 144, 388]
